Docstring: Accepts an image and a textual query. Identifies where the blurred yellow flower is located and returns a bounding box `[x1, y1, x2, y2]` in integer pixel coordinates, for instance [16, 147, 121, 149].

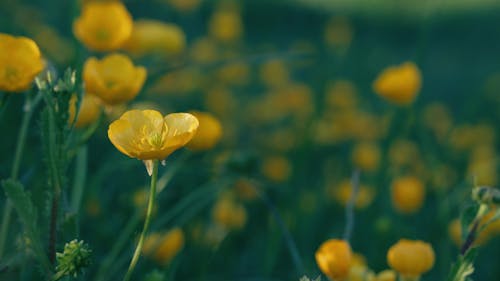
[167, 0, 202, 12]
[187, 111, 223, 151]
[373, 62, 421, 105]
[351, 142, 381, 172]
[315, 239, 352, 281]
[391, 176, 425, 214]
[259, 59, 290, 88]
[376, 270, 397, 281]
[123, 19, 186, 57]
[329, 180, 375, 209]
[325, 80, 358, 109]
[83, 53, 146, 105]
[234, 178, 259, 201]
[209, 9, 243, 43]
[448, 219, 462, 247]
[348, 265, 375, 281]
[324, 16, 353, 49]
[387, 239, 435, 278]
[108, 110, 199, 160]
[73, 1, 133, 51]
[143, 228, 184, 265]
[69, 94, 102, 128]
[212, 196, 247, 230]
[0, 33, 44, 92]
[261, 155, 292, 183]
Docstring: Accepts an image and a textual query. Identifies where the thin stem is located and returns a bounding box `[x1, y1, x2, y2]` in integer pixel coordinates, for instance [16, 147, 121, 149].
[71, 145, 88, 213]
[94, 211, 142, 281]
[254, 181, 305, 275]
[343, 170, 360, 241]
[0, 92, 42, 258]
[123, 160, 159, 281]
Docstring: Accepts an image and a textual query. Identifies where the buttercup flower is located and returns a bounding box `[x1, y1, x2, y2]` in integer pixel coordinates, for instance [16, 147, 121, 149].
[108, 109, 199, 160]
[123, 19, 186, 57]
[73, 1, 133, 51]
[315, 239, 352, 281]
[186, 111, 223, 151]
[208, 9, 243, 42]
[391, 176, 425, 214]
[83, 53, 146, 105]
[143, 228, 185, 265]
[0, 33, 44, 92]
[387, 239, 435, 278]
[373, 62, 421, 105]
[69, 94, 102, 128]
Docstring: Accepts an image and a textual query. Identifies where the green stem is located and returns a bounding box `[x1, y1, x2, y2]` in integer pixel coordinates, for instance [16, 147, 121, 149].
[123, 160, 159, 281]
[0, 92, 42, 258]
[94, 211, 142, 281]
[71, 145, 88, 213]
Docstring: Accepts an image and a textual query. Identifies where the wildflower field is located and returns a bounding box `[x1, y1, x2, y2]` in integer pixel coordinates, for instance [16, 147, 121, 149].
[1, 0, 500, 281]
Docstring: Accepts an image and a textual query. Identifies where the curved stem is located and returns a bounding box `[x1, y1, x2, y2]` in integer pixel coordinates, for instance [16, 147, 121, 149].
[0, 92, 42, 258]
[123, 160, 159, 281]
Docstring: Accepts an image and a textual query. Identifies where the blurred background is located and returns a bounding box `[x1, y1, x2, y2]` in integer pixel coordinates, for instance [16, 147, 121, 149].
[1, 0, 500, 280]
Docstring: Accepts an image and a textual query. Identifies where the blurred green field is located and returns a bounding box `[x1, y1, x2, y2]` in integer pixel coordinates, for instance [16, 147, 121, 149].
[1, 1, 500, 281]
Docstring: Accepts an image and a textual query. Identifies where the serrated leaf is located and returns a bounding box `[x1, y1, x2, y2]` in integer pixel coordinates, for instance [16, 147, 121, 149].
[2, 179, 52, 274]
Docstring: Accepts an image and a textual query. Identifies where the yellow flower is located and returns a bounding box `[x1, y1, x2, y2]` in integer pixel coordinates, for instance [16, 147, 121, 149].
[73, 1, 133, 51]
[69, 94, 102, 128]
[123, 19, 186, 57]
[186, 111, 223, 151]
[108, 109, 199, 160]
[142, 228, 184, 265]
[0, 33, 44, 92]
[212, 196, 247, 230]
[328, 180, 375, 210]
[387, 239, 435, 278]
[351, 142, 381, 172]
[208, 9, 243, 43]
[376, 270, 397, 281]
[167, 0, 202, 12]
[391, 176, 425, 214]
[324, 16, 353, 49]
[315, 239, 352, 281]
[373, 62, 421, 105]
[261, 155, 292, 183]
[83, 53, 146, 105]
[448, 219, 462, 247]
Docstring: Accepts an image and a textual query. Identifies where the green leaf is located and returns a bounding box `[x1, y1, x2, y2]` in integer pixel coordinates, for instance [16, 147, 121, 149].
[2, 179, 52, 274]
[460, 203, 479, 242]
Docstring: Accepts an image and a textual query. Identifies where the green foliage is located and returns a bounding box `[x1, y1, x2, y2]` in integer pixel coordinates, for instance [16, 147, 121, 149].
[446, 248, 478, 281]
[1, 179, 52, 274]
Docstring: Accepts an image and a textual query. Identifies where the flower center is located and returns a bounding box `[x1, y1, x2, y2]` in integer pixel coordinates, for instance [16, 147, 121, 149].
[148, 131, 163, 148]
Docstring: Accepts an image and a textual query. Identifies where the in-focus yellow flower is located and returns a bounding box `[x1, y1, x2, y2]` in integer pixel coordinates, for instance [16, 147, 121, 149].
[208, 9, 243, 43]
[373, 62, 421, 105]
[212, 196, 247, 230]
[187, 111, 223, 151]
[83, 53, 146, 105]
[108, 109, 199, 160]
[0, 33, 44, 92]
[387, 239, 435, 278]
[69, 94, 102, 128]
[143, 228, 184, 265]
[123, 19, 186, 57]
[73, 1, 133, 51]
[315, 239, 352, 281]
[391, 176, 425, 214]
